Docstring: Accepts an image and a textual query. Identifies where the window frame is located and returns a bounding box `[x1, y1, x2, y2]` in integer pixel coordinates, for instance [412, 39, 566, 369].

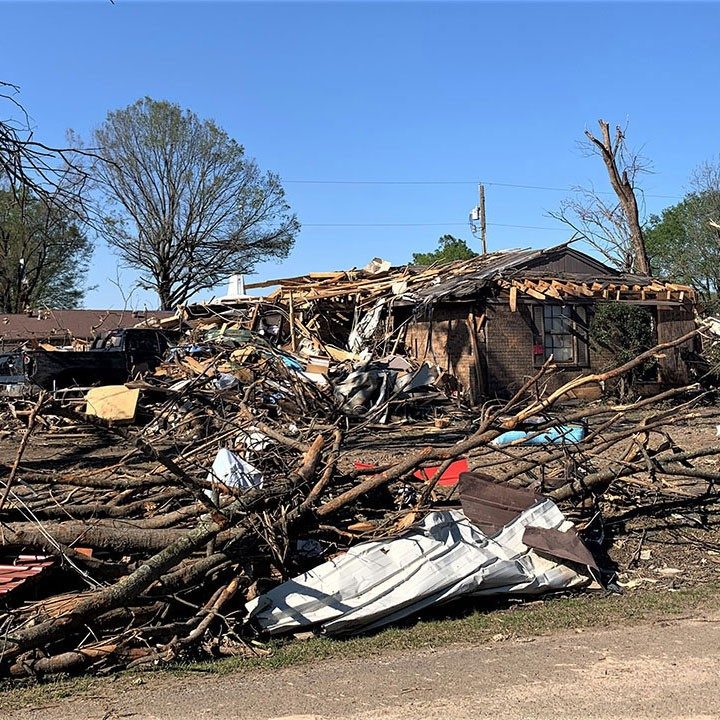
[532, 303, 590, 368]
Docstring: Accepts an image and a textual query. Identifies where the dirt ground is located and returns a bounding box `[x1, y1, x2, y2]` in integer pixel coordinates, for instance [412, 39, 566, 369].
[7, 611, 720, 720]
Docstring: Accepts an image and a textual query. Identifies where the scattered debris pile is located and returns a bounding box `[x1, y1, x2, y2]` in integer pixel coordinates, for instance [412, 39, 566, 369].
[0, 315, 717, 679]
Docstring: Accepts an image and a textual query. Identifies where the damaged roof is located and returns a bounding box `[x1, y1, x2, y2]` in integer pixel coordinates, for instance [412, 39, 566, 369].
[248, 243, 695, 307]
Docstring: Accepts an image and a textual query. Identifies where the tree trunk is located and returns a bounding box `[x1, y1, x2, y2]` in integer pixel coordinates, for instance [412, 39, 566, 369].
[586, 120, 651, 275]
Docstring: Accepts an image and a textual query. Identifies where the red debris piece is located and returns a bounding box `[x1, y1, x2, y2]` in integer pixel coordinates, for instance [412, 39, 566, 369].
[353, 458, 469, 488]
[0, 554, 54, 596]
[412, 458, 469, 487]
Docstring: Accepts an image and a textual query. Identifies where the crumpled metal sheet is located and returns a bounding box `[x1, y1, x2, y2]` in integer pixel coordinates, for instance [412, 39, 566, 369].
[245, 500, 593, 637]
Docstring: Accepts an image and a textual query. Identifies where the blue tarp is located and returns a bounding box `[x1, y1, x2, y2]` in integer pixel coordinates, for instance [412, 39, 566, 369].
[492, 423, 586, 447]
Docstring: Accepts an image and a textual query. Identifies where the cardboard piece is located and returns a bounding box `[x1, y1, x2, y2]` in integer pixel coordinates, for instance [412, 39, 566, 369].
[85, 385, 140, 422]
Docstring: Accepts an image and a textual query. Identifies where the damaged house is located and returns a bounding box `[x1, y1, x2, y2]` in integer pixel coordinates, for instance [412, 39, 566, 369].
[250, 243, 697, 402]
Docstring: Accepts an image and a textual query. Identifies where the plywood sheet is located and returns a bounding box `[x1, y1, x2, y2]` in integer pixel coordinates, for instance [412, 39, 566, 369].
[85, 385, 140, 422]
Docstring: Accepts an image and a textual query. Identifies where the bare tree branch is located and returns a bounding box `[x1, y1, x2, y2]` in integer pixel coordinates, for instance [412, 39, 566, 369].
[551, 119, 651, 274]
[0, 82, 95, 217]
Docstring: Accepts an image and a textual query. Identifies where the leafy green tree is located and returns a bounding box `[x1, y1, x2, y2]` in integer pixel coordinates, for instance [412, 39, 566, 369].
[0, 81, 93, 312]
[412, 235, 478, 265]
[93, 98, 299, 310]
[590, 303, 655, 396]
[0, 188, 92, 312]
[645, 160, 720, 307]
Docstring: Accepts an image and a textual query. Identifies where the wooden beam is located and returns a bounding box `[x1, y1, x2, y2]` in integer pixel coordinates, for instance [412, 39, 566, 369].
[522, 286, 546, 300]
[466, 313, 487, 402]
[288, 289, 297, 352]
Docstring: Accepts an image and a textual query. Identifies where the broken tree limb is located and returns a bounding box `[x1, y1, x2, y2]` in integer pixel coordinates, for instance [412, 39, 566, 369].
[317, 331, 700, 517]
[0, 391, 47, 512]
[550, 444, 720, 501]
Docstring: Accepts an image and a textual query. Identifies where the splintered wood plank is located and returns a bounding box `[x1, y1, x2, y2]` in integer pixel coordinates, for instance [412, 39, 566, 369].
[181, 356, 216, 376]
[509, 286, 518, 312]
[544, 285, 562, 299]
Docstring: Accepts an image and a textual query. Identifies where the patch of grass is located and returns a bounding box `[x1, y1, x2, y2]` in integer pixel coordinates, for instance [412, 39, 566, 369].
[1, 583, 717, 712]
[0, 674, 95, 713]
[187, 583, 718, 675]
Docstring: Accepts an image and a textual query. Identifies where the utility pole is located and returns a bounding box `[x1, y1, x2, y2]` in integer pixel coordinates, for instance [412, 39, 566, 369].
[478, 184, 487, 255]
[469, 183, 487, 254]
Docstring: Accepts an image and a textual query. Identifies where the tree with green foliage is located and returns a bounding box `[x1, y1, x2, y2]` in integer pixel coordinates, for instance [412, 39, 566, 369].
[0, 80, 93, 312]
[93, 98, 299, 310]
[590, 302, 655, 396]
[0, 188, 92, 312]
[645, 160, 720, 308]
[411, 234, 478, 265]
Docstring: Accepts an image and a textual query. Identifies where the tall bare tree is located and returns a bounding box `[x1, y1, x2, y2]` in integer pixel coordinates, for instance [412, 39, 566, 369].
[552, 120, 651, 274]
[92, 98, 299, 310]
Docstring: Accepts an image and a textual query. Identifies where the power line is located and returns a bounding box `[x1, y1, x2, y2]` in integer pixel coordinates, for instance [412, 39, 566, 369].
[284, 178, 681, 200]
[302, 221, 561, 231]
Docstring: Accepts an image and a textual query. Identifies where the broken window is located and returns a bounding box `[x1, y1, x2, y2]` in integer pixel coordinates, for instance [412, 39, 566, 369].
[532, 304, 589, 367]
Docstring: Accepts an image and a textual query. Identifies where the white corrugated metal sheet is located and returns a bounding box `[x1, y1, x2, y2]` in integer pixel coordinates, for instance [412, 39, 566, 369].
[246, 500, 593, 636]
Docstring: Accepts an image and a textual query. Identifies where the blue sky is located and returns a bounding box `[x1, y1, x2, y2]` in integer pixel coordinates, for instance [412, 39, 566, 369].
[3, 1, 719, 309]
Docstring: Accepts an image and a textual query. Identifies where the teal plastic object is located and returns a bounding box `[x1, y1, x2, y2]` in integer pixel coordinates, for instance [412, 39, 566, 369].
[492, 423, 586, 447]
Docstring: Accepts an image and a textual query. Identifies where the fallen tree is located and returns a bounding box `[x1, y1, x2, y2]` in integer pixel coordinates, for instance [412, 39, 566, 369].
[0, 327, 717, 677]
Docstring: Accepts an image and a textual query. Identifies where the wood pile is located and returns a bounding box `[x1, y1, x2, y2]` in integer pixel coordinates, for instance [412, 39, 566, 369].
[0, 326, 717, 679]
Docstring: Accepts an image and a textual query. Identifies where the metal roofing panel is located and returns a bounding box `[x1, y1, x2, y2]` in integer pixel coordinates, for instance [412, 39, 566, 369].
[247, 502, 591, 637]
[457, 471, 544, 535]
[0, 555, 54, 596]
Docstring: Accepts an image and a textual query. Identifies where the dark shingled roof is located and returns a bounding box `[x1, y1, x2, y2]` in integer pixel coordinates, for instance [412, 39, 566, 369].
[0, 309, 173, 346]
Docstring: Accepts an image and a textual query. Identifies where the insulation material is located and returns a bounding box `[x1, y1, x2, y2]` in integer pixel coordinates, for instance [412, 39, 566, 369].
[492, 423, 587, 447]
[348, 300, 384, 353]
[246, 501, 593, 637]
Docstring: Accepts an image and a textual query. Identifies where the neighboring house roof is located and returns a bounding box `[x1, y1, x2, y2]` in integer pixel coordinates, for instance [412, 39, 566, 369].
[0, 309, 174, 344]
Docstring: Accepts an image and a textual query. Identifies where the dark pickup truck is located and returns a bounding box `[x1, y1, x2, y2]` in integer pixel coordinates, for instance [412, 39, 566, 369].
[0, 328, 169, 394]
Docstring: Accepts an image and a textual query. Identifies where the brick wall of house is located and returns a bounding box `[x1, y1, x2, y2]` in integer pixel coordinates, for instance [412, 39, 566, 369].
[403, 302, 475, 374]
[401, 302, 484, 400]
[485, 301, 621, 396]
[656, 305, 696, 385]
[401, 299, 619, 400]
[484, 301, 535, 396]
